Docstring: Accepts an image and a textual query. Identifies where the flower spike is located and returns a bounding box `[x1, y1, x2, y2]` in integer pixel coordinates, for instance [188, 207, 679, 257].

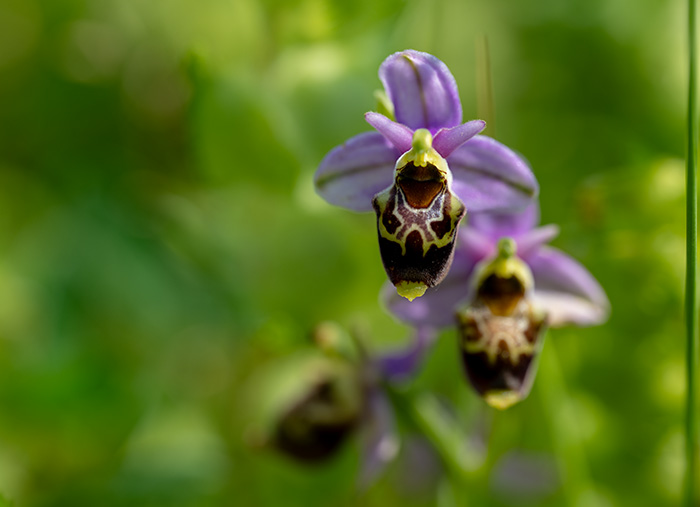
[373, 129, 466, 300]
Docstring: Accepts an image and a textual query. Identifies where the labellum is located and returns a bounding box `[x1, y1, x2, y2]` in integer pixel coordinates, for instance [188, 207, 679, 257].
[373, 129, 466, 301]
[455, 238, 547, 409]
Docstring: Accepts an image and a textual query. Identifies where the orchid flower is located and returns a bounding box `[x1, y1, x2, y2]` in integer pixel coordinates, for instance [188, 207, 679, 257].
[262, 323, 399, 486]
[383, 203, 610, 409]
[315, 50, 539, 301]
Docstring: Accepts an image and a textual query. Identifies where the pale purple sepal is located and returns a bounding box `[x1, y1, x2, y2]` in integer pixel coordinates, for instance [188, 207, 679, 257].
[379, 50, 462, 132]
[382, 279, 465, 329]
[358, 390, 399, 488]
[529, 246, 610, 327]
[364, 112, 414, 153]
[377, 327, 437, 381]
[458, 226, 499, 260]
[516, 225, 560, 259]
[466, 204, 559, 259]
[314, 131, 398, 212]
[468, 202, 540, 241]
[432, 120, 486, 158]
[447, 136, 539, 213]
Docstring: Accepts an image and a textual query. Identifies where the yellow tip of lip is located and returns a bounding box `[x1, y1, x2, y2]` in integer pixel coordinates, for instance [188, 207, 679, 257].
[483, 390, 522, 410]
[396, 281, 428, 301]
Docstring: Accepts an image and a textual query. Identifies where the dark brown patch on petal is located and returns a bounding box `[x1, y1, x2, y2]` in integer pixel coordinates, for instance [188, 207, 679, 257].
[429, 191, 465, 239]
[524, 314, 547, 344]
[405, 230, 424, 256]
[477, 274, 525, 316]
[397, 162, 445, 209]
[460, 349, 534, 397]
[399, 161, 443, 182]
[382, 210, 401, 235]
[398, 178, 444, 208]
[380, 191, 401, 235]
[430, 209, 453, 239]
[377, 235, 457, 288]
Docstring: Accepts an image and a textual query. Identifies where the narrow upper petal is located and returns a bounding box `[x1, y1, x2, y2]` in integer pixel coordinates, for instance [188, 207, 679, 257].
[516, 224, 560, 260]
[365, 112, 414, 153]
[377, 327, 437, 381]
[432, 120, 487, 158]
[379, 50, 462, 131]
[468, 202, 541, 241]
[528, 246, 610, 327]
[315, 132, 398, 212]
[358, 390, 399, 488]
[447, 136, 539, 213]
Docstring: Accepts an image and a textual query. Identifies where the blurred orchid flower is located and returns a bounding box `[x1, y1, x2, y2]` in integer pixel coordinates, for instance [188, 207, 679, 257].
[258, 323, 399, 485]
[315, 50, 539, 301]
[383, 203, 609, 409]
[271, 353, 365, 462]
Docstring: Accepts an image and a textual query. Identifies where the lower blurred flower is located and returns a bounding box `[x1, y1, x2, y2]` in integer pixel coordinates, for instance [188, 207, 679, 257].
[272, 355, 364, 462]
[247, 323, 398, 483]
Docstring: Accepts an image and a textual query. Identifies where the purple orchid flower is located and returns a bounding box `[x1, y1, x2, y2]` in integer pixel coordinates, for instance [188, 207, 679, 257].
[382, 203, 610, 409]
[315, 50, 539, 301]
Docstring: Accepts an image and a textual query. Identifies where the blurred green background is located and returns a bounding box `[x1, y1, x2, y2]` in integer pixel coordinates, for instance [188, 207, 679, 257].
[0, 0, 690, 505]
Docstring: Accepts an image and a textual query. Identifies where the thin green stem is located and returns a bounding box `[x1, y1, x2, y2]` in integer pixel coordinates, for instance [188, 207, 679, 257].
[384, 385, 485, 485]
[475, 34, 496, 138]
[685, 0, 699, 502]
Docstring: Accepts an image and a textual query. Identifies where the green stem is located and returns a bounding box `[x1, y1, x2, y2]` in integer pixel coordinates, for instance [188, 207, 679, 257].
[475, 34, 496, 138]
[686, 0, 699, 502]
[384, 385, 485, 485]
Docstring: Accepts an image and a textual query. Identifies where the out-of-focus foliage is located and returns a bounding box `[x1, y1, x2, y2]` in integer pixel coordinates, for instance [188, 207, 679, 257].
[0, 0, 689, 505]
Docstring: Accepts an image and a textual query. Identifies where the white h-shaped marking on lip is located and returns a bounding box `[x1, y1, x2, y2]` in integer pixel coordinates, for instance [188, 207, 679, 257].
[378, 186, 455, 257]
[461, 302, 538, 365]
